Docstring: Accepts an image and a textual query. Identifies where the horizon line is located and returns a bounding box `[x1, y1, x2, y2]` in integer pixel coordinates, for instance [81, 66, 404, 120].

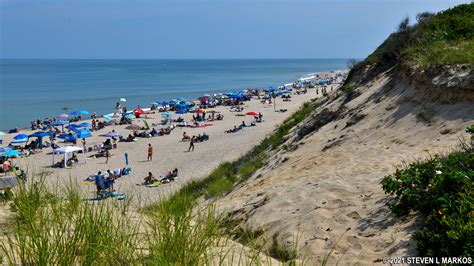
[0, 57, 360, 60]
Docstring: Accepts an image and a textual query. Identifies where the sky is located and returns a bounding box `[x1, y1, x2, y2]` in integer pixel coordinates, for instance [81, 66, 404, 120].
[0, 0, 470, 59]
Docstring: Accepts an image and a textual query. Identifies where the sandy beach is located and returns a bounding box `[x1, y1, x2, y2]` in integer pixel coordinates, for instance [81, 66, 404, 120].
[1, 71, 344, 206]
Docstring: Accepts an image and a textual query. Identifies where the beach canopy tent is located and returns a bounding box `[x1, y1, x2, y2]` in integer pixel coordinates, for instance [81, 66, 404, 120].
[28, 131, 54, 148]
[52, 146, 86, 168]
[51, 120, 69, 131]
[75, 129, 92, 139]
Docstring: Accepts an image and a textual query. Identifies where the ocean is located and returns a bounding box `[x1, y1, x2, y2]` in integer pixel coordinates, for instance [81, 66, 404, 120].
[0, 59, 348, 130]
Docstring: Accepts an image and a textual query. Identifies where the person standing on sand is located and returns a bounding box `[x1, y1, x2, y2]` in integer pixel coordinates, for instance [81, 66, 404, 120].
[95, 171, 103, 196]
[147, 143, 153, 161]
[105, 149, 110, 163]
[81, 138, 87, 153]
[188, 136, 195, 152]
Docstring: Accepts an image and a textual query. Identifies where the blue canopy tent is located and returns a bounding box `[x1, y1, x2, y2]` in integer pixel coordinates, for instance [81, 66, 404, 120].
[51, 120, 69, 132]
[75, 129, 92, 139]
[28, 131, 54, 148]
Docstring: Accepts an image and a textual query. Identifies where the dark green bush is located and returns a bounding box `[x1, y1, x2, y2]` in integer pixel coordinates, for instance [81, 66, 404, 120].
[381, 126, 474, 257]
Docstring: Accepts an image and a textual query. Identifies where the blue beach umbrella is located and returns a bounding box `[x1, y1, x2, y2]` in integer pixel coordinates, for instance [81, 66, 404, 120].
[13, 134, 28, 140]
[161, 112, 171, 117]
[176, 110, 186, 114]
[1, 150, 22, 157]
[176, 97, 185, 102]
[229, 94, 243, 99]
[103, 115, 112, 121]
[78, 122, 92, 128]
[0, 146, 12, 153]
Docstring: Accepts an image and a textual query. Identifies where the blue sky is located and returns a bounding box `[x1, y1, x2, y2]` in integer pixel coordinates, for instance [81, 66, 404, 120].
[0, 0, 469, 59]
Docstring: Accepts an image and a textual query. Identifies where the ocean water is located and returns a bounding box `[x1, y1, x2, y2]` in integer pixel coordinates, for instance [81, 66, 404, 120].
[0, 59, 348, 130]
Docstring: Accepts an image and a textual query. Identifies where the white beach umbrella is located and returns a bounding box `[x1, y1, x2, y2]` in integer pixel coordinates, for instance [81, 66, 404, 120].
[120, 98, 127, 102]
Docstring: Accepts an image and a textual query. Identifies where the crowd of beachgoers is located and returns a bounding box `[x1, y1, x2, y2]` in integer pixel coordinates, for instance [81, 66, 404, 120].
[0, 71, 346, 200]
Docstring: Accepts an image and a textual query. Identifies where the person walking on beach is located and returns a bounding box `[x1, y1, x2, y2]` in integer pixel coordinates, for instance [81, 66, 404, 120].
[105, 149, 110, 163]
[147, 143, 153, 161]
[188, 136, 195, 152]
[81, 138, 87, 153]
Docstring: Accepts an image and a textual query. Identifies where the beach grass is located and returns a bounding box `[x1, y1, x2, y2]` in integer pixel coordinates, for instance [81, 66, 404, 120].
[381, 126, 473, 257]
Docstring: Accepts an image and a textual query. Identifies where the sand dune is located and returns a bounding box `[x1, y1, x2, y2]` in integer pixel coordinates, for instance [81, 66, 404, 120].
[213, 71, 474, 264]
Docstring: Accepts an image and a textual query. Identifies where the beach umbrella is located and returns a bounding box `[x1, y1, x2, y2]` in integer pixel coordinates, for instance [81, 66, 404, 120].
[125, 124, 142, 130]
[161, 112, 171, 117]
[176, 110, 186, 114]
[58, 133, 77, 141]
[133, 108, 145, 117]
[196, 109, 206, 114]
[13, 134, 28, 140]
[104, 131, 122, 138]
[0, 147, 12, 153]
[0, 132, 5, 136]
[246, 112, 258, 116]
[120, 98, 127, 102]
[58, 113, 69, 118]
[203, 94, 211, 97]
[103, 115, 112, 121]
[79, 110, 90, 115]
[177, 97, 186, 102]
[1, 150, 22, 157]
[11, 138, 28, 144]
[125, 114, 136, 120]
[78, 122, 92, 128]
[229, 94, 243, 99]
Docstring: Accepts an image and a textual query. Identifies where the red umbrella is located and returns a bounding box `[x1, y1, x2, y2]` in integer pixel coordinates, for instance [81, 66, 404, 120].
[246, 111, 258, 116]
[197, 109, 206, 113]
[133, 108, 145, 117]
